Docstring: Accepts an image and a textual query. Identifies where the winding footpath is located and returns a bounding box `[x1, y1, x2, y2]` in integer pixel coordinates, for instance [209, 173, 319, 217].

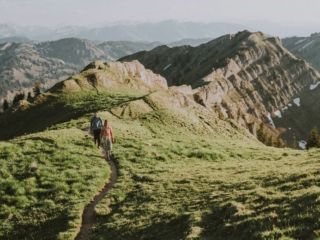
[75, 131, 118, 240]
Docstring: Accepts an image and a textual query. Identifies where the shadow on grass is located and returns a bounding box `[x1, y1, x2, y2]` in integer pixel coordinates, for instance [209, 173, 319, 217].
[198, 183, 320, 239]
[93, 209, 191, 240]
[7, 211, 69, 240]
[92, 154, 192, 239]
[27, 137, 55, 144]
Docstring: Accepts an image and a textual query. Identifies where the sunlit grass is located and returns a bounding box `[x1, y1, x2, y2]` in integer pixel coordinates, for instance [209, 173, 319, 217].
[2, 80, 320, 239]
[91, 111, 320, 240]
[0, 128, 110, 239]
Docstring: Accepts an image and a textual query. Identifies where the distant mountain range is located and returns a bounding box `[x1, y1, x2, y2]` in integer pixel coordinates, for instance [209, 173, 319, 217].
[3, 20, 320, 44]
[34, 38, 108, 66]
[0, 42, 80, 103]
[0, 20, 250, 43]
[0, 36, 37, 45]
[0, 36, 215, 102]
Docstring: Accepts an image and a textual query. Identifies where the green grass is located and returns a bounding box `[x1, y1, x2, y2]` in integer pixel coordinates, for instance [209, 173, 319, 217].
[90, 111, 320, 240]
[2, 70, 320, 239]
[0, 128, 110, 239]
[0, 88, 146, 141]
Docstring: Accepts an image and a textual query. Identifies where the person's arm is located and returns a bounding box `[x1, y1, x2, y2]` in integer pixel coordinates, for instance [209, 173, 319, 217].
[100, 127, 104, 140]
[90, 118, 93, 132]
[99, 117, 103, 128]
[111, 127, 114, 143]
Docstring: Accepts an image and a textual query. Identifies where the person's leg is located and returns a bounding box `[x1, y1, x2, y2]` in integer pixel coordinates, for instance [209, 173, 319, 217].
[93, 130, 98, 145]
[104, 138, 108, 157]
[96, 129, 101, 147]
[108, 139, 113, 159]
[106, 138, 112, 160]
[93, 129, 100, 147]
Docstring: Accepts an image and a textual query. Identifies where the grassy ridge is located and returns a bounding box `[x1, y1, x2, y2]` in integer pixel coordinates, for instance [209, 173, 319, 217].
[2, 76, 320, 239]
[0, 128, 110, 239]
[0, 88, 146, 141]
[92, 111, 320, 240]
[0, 85, 149, 239]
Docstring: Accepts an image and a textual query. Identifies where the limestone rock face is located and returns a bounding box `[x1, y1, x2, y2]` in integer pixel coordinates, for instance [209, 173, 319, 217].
[106, 60, 168, 90]
[120, 30, 320, 145]
[52, 60, 168, 93]
[169, 85, 194, 95]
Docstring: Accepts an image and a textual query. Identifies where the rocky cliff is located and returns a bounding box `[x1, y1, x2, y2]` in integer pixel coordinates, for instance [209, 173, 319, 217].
[120, 31, 320, 147]
[52, 60, 168, 94]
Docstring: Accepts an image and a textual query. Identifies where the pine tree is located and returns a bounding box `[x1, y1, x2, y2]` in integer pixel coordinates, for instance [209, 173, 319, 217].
[257, 122, 266, 144]
[27, 92, 32, 100]
[3, 99, 9, 111]
[13, 94, 19, 105]
[276, 136, 282, 148]
[291, 138, 297, 149]
[306, 126, 320, 149]
[33, 80, 41, 97]
[266, 135, 273, 146]
[12, 92, 25, 104]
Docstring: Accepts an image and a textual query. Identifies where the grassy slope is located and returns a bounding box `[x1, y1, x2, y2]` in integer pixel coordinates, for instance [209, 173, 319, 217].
[0, 128, 109, 240]
[1, 73, 320, 239]
[0, 85, 147, 239]
[91, 111, 320, 240]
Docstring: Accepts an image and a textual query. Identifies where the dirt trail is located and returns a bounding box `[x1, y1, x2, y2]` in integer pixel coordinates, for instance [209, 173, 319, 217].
[75, 131, 117, 240]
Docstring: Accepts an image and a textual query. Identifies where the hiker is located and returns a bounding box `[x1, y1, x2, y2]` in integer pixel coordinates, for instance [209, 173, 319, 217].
[100, 119, 114, 160]
[90, 111, 103, 148]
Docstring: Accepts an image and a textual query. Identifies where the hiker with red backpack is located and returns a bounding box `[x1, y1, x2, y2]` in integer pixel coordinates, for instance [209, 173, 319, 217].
[100, 119, 115, 160]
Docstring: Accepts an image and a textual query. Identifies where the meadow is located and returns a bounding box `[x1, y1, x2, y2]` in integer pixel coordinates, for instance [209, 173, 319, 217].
[0, 128, 110, 239]
[91, 111, 320, 240]
[1, 86, 320, 240]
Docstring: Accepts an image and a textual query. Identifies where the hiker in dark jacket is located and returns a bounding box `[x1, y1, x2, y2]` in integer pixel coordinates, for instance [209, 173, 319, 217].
[90, 111, 103, 148]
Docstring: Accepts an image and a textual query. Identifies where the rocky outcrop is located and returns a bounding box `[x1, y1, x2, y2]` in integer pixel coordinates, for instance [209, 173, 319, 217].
[120, 31, 320, 146]
[51, 60, 168, 93]
[106, 61, 168, 90]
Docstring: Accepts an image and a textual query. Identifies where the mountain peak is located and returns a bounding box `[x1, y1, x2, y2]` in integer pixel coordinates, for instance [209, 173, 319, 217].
[120, 30, 320, 145]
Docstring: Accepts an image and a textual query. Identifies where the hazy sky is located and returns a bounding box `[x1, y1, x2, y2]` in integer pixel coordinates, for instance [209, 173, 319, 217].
[1, 0, 320, 26]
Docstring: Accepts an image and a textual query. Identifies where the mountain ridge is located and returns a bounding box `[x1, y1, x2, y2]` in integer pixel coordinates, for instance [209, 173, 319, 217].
[120, 30, 320, 146]
[0, 37, 214, 103]
[282, 32, 320, 73]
